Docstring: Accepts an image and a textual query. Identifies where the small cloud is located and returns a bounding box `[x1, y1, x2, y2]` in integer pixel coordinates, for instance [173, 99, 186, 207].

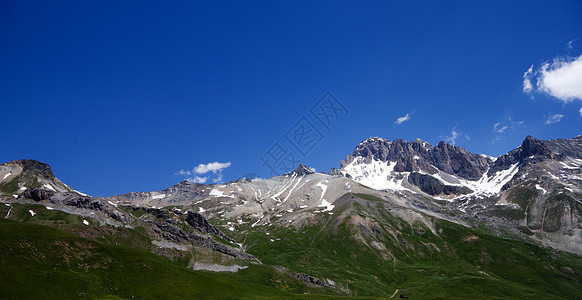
[580, 107, 582, 116]
[193, 161, 231, 174]
[493, 122, 508, 134]
[523, 65, 534, 93]
[545, 114, 564, 125]
[491, 117, 525, 143]
[176, 161, 232, 184]
[188, 176, 209, 184]
[442, 124, 469, 145]
[567, 39, 577, 50]
[524, 54, 582, 102]
[491, 115, 525, 144]
[394, 113, 412, 125]
[212, 174, 223, 183]
[175, 169, 191, 176]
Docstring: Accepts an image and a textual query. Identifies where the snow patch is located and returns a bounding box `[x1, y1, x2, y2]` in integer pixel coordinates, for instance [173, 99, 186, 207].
[151, 194, 166, 199]
[199, 207, 205, 213]
[343, 160, 407, 191]
[315, 180, 329, 202]
[43, 184, 56, 192]
[535, 184, 548, 194]
[461, 163, 520, 196]
[28, 210, 36, 216]
[210, 189, 235, 198]
[75, 190, 89, 196]
[83, 219, 89, 226]
[318, 199, 335, 212]
[2, 173, 11, 180]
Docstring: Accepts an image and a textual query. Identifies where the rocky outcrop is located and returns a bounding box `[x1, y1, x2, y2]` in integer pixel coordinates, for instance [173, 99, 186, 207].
[18, 191, 134, 224]
[0, 159, 74, 194]
[20, 189, 55, 201]
[286, 164, 315, 177]
[186, 211, 235, 243]
[16, 159, 56, 180]
[344, 137, 491, 180]
[107, 180, 207, 207]
[489, 135, 582, 175]
[407, 173, 472, 196]
[293, 273, 334, 289]
[150, 220, 258, 261]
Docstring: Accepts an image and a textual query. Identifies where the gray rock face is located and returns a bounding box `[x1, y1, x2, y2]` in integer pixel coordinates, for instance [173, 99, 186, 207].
[286, 164, 315, 177]
[293, 272, 334, 289]
[345, 137, 491, 180]
[186, 211, 235, 243]
[489, 135, 582, 175]
[16, 159, 56, 179]
[407, 173, 472, 196]
[20, 189, 55, 201]
[149, 220, 257, 261]
[107, 180, 207, 207]
[48, 192, 134, 223]
[0, 159, 75, 195]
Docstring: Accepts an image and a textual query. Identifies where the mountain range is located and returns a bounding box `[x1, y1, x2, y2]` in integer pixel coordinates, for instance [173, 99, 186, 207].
[1, 134, 581, 298]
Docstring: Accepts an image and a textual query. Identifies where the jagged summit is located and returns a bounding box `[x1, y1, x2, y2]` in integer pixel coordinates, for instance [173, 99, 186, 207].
[488, 134, 582, 175]
[344, 136, 491, 180]
[0, 159, 74, 195]
[3, 159, 56, 180]
[286, 164, 315, 177]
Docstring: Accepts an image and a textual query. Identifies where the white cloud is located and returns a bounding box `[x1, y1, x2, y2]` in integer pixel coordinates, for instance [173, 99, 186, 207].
[524, 54, 582, 102]
[493, 122, 508, 133]
[490, 117, 525, 143]
[580, 107, 582, 116]
[523, 65, 534, 93]
[188, 176, 208, 184]
[176, 161, 232, 184]
[193, 161, 231, 174]
[175, 169, 191, 176]
[394, 113, 411, 125]
[545, 114, 564, 125]
[443, 124, 469, 145]
[567, 39, 576, 50]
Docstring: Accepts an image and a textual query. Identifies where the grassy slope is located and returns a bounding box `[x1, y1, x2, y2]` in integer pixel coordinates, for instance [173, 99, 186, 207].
[0, 217, 288, 299]
[0, 203, 373, 299]
[240, 195, 582, 299]
[2, 195, 582, 299]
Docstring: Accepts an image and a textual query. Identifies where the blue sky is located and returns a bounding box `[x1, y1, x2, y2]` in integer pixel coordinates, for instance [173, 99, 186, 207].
[1, 1, 581, 196]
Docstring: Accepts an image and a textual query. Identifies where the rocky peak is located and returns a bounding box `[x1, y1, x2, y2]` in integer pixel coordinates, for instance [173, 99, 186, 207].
[5, 159, 56, 180]
[345, 137, 491, 180]
[520, 135, 552, 160]
[488, 135, 562, 175]
[286, 164, 315, 177]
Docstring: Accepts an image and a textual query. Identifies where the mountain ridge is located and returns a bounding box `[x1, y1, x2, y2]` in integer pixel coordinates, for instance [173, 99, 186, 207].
[1, 133, 582, 298]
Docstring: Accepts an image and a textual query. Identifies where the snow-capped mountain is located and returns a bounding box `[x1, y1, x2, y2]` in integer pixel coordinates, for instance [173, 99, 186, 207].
[2, 134, 581, 256]
[2, 134, 582, 298]
[336, 134, 582, 254]
[337, 136, 515, 197]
